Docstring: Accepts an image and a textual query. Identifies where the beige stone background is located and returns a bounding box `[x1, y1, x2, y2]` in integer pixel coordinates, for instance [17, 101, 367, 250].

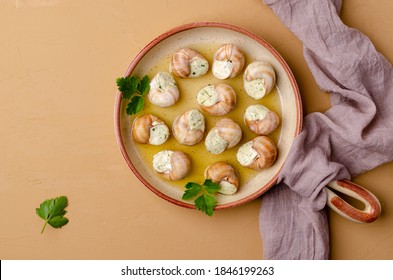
[1, 0, 392, 260]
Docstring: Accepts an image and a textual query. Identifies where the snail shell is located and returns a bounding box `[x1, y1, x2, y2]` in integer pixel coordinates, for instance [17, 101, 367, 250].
[205, 118, 242, 154]
[172, 109, 206, 146]
[243, 61, 276, 99]
[131, 114, 170, 145]
[205, 162, 239, 195]
[196, 84, 237, 116]
[236, 136, 277, 170]
[244, 104, 280, 135]
[153, 150, 191, 181]
[212, 44, 245, 79]
[170, 48, 209, 78]
[148, 72, 179, 107]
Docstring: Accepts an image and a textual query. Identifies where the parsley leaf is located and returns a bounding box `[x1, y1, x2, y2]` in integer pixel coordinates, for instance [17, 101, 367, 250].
[48, 216, 69, 228]
[137, 75, 150, 96]
[116, 76, 138, 99]
[203, 179, 221, 194]
[116, 75, 150, 115]
[182, 180, 220, 216]
[127, 96, 144, 115]
[195, 194, 217, 217]
[182, 182, 202, 200]
[36, 196, 69, 234]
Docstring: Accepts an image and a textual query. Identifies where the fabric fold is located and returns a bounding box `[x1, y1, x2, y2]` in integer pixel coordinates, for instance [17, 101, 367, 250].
[260, 0, 393, 259]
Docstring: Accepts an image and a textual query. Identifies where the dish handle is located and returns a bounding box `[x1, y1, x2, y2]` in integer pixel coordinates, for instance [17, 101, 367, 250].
[325, 179, 381, 223]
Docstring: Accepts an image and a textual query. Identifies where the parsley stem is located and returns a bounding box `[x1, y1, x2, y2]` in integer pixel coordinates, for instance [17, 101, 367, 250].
[41, 221, 48, 234]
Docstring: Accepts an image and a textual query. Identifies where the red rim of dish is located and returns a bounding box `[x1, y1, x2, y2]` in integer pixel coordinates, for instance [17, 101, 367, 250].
[114, 21, 303, 210]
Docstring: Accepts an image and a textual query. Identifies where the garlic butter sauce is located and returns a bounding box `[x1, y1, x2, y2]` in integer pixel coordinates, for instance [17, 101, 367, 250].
[133, 43, 282, 190]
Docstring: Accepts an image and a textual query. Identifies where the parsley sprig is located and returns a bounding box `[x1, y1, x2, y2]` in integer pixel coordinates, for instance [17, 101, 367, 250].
[36, 196, 69, 234]
[182, 179, 221, 216]
[116, 75, 150, 115]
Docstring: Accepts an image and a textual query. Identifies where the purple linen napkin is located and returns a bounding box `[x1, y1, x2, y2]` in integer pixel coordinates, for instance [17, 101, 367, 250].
[259, 0, 393, 259]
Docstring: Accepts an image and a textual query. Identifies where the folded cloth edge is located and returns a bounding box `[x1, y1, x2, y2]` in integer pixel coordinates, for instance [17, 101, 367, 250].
[260, 0, 393, 260]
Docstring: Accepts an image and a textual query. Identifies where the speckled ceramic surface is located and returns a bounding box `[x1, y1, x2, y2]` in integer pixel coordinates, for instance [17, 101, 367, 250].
[114, 22, 302, 210]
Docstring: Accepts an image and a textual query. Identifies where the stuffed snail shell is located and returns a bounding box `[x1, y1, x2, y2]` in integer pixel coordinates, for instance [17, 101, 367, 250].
[131, 114, 169, 145]
[212, 44, 245, 79]
[153, 150, 191, 181]
[236, 136, 277, 170]
[170, 48, 209, 78]
[205, 118, 242, 154]
[196, 84, 237, 116]
[243, 61, 276, 99]
[172, 109, 206, 146]
[205, 162, 239, 195]
[148, 72, 179, 107]
[244, 104, 280, 135]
